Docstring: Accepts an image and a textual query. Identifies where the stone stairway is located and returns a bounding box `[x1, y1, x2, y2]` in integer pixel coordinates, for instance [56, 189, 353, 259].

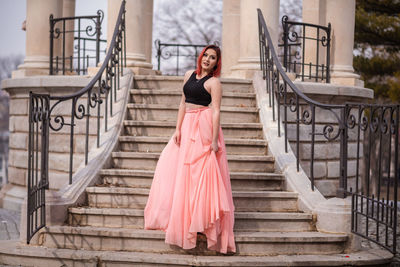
[37, 75, 350, 264]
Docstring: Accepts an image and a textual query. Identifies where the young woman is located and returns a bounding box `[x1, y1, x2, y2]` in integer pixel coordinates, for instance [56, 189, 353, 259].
[144, 45, 236, 254]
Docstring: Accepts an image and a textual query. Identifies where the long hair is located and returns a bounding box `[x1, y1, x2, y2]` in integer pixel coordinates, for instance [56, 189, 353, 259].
[195, 45, 222, 77]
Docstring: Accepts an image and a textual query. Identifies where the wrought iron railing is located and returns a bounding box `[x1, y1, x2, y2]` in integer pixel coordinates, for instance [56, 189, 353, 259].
[27, 0, 126, 244]
[280, 16, 331, 83]
[155, 39, 219, 76]
[49, 10, 107, 75]
[258, 9, 398, 253]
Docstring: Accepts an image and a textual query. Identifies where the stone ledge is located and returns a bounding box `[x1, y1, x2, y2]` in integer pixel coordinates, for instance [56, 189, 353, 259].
[1, 75, 92, 90]
[293, 81, 374, 100]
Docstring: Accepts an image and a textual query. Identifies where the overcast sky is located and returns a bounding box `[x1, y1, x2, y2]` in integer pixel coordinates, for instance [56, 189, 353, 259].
[0, 0, 107, 57]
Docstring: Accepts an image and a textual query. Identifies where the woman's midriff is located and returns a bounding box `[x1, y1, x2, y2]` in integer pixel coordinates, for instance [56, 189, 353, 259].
[185, 102, 209, 111]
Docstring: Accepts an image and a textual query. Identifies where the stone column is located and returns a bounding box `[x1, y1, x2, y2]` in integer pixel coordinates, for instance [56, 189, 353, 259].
[231, 0, 280, 79]
[325, 0, 362, 86]
[12, 0, 63, 78]
[221, 0, 240, 77]
[63, 0, 76, 73]
[301, 0, 327, 76]
[107, 0, 154, 74]
[143, 0, 154, 63]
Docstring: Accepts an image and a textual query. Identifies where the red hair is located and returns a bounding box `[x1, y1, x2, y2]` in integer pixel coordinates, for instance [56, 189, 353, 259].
[195, 45, 222, 77]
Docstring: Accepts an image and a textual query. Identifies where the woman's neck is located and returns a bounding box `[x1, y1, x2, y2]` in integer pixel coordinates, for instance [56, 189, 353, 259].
[199, 70, 210, 78]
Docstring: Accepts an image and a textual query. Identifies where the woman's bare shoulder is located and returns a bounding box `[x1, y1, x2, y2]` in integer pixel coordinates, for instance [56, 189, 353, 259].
[183, 69, 195, 83]
[208, 76, 221, 87]
[184, 69, 195, 78]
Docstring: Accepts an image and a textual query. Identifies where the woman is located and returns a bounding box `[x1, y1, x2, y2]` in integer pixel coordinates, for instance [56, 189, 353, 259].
[144, 45, 236, 254]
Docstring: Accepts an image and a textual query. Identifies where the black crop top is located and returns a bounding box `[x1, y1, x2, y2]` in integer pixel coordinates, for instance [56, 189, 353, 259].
[183, 72, 212, 106]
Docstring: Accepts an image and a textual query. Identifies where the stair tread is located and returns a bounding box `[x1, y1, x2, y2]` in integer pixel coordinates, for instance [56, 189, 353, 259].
[127, 103, 258, 112]
[45, 225, 347, 242]
[119, 135, 267, 145]
[69, 207, 311, 220]
[130, 89, 256, 98]
[124, 120, 263, 128]
[99, 169, 284, 180]
[86, 187, 296, 197]
[111, 151, 274, 161]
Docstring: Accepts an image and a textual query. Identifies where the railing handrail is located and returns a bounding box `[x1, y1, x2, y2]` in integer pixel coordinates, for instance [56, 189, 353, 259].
[27, 0, 126, 244]
[51, 14, 102, 22]
[257, 9, 339, 109]
[282, 17, 331, 31]
[258, 8, 399, 254]
[50, 4, 124, 101]
[155, 39, 220, 75]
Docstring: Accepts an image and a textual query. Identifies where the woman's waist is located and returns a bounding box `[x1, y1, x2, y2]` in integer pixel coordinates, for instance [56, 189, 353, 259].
[185, 103, 210, 113]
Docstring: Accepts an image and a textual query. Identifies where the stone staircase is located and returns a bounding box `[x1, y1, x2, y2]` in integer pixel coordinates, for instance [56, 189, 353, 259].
[36, 76, 351, 264]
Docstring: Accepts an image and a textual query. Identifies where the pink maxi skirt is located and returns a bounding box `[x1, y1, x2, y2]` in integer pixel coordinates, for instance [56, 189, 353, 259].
[144, 107, 236, 253]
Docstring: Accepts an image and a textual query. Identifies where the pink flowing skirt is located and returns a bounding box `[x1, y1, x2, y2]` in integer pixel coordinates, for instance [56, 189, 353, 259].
[144, 107, 236, 254]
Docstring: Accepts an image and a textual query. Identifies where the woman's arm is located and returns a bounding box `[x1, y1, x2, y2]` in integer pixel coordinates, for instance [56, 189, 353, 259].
[210, 78, 222, 152]
[173, 70, 192, 145]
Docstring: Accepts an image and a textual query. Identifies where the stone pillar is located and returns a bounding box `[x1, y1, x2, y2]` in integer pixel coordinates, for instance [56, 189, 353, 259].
[301, 0, 327, 76]
[107, 0, 154, 74]
[63, 0, 76, 73]
[12, 0, 63, 78]
[143, 0, 154, 63]
[325, 0, 362, 86]
[221, 0, 240, 77]
[231, 0, 280, 79]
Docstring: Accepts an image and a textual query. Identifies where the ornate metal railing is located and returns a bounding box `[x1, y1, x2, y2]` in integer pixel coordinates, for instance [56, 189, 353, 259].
[155, 39, 219, 76]
[258, 9, 398, 253]
[49, 10, 107, 75]
[27, 0, 126, 244]
[280, 16, 331, 83]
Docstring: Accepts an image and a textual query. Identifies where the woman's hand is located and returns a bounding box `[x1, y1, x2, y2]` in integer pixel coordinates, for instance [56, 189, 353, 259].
[173, 129, 181, 145]
[211, 140, 218, 152]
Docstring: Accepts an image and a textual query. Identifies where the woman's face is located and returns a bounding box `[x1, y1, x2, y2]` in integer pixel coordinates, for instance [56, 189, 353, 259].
[201, 48, 218, 73]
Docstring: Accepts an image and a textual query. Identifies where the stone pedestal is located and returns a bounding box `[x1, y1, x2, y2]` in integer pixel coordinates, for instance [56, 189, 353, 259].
[221, 0, 240, 77]
[231, 0, 280, 79]
[13, 0, 63, 78]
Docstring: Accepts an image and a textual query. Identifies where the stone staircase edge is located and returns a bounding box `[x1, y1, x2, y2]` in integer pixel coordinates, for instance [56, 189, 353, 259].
[18, 70, 135, 245]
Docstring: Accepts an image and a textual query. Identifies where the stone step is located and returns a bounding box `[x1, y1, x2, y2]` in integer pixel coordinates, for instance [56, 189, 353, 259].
[0, 240, 393, 267]
[41, 226, 347, 256]
[127, 104, 259, 123]
[68, 207, 314, 232]
[118, 136, 268, 155]
[132, 75, 254, 93]
[86, 187, 297, 212]
[111, 151, 275, 173]
[124, 120, 264, 139]
[130, 89, 257, 107]
[100, 169, 285, 191]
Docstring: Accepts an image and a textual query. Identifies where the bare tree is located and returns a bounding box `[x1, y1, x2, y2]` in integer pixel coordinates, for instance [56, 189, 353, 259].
[152, 0, 222, 75]
[0, 55, 22, 139]
[0, 55, 23, 82]
[280, 0, 303, 23]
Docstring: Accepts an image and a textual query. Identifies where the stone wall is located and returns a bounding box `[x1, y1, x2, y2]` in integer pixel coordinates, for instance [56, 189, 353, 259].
[282, 81, 374, 197]
[0, 75, 103, 210]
